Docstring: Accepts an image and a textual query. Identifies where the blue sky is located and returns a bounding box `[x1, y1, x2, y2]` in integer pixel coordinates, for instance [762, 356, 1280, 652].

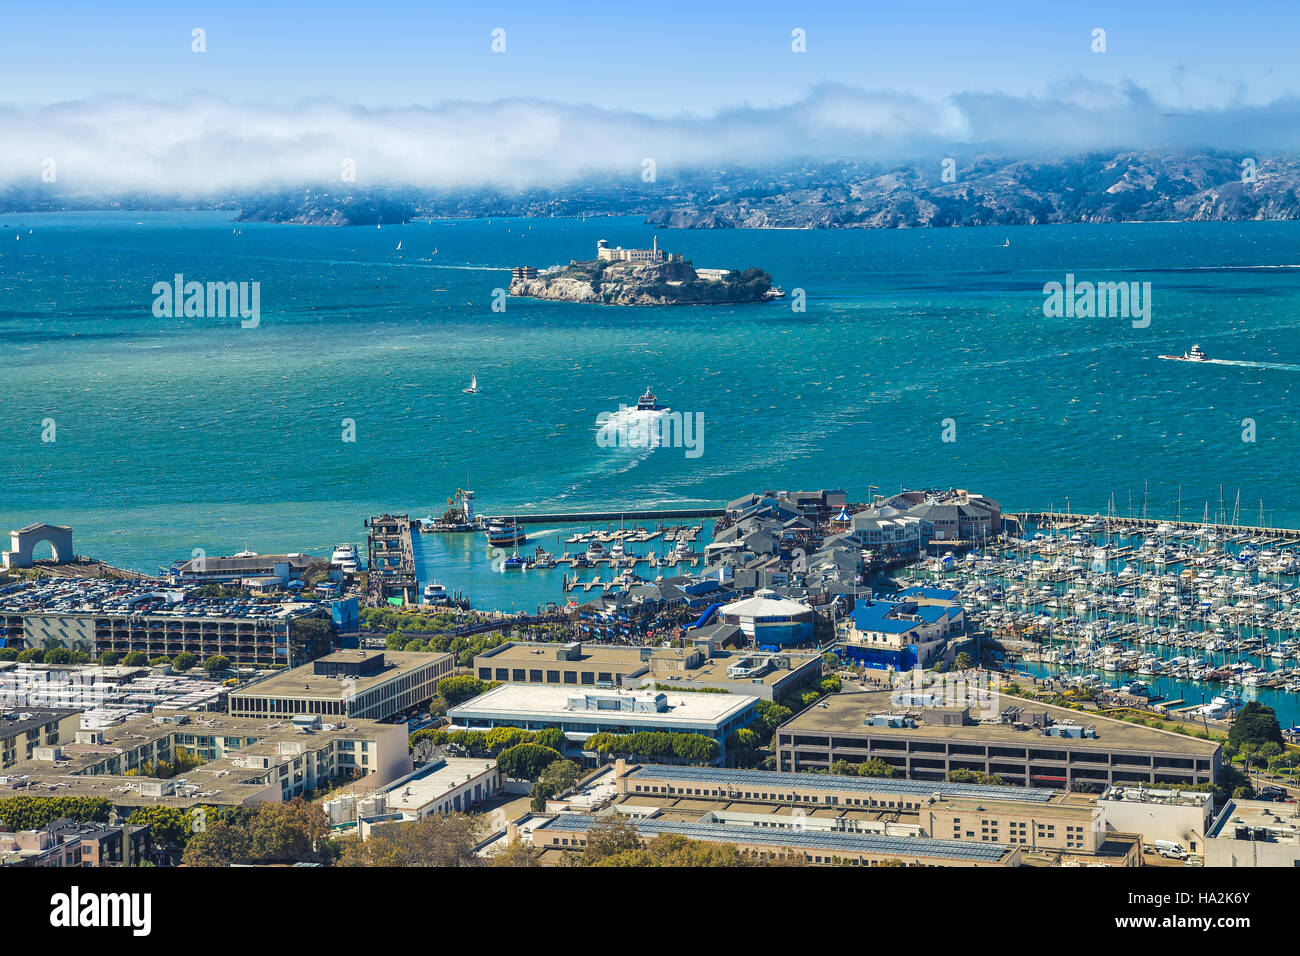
[2, 0, 1297, 114]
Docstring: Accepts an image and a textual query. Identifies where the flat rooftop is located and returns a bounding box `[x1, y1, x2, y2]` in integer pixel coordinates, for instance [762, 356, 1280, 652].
[479, 642, 642, 667]
[647, 649, 819, 688]
[535, 813, 1013, 863]
[0, 578, 326, 622]
[230, 650, 450, 701]
[781, 690, 1220, 755]
[381, 758, 497, 813]
[0, 707, 79, 738]
[1210, 800, 1300, 844]
[1100, 785, 1215, 808]
[449, 683, 756, 729]
[624, 764, 1062, 805]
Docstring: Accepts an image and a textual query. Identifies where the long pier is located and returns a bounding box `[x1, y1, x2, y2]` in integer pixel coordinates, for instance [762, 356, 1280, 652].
[481, 507, 724, 525]
[1015, 511, 1300, 543]
[365, 513, 418, 606]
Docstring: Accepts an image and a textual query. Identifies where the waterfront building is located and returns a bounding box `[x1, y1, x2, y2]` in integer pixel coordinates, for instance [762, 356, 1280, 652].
[855, 488, 1002, 544]
[173, 551, 321, 585]
[0, 579, 337, 667]
[837, 596, 964, 670]
[716, 589, 815, 647]
[447, 683, 758, 763]
[228, 650, 453, 722]
[775, 690, 1221, 790]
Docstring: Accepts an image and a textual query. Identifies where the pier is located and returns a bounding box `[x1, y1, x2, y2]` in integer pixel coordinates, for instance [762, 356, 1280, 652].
[480, 507, 723, 525]
[365, 513, 418, 606]
[1015, 511, 1300, 544]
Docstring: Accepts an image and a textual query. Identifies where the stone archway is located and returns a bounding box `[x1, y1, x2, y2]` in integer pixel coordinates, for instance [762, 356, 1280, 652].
[3, 523, 74, 568]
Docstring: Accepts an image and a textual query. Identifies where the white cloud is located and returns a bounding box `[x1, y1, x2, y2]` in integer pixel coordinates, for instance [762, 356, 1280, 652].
[4, 83, 1300, 196]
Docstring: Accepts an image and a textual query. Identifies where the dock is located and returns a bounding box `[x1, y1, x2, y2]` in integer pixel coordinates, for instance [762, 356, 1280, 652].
[481, 507, 723, 525]
[365, 513, 418, 606]
[1015, 511, 1300, 543]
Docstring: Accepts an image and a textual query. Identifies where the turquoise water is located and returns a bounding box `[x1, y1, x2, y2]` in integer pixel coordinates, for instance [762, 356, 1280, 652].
[3, 212, 1300, 612]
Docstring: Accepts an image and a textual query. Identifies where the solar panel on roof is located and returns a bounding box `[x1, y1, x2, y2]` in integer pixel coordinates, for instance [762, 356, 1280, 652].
[537, 814, 1008, 861]
[625, 764, 1056, 803]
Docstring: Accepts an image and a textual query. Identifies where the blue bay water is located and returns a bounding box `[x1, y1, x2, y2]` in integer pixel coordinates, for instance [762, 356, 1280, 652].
[2, 211, 1299, 613]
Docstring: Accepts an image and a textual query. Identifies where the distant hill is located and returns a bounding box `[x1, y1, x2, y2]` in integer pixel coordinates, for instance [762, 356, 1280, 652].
[5, 150, 1299, 230]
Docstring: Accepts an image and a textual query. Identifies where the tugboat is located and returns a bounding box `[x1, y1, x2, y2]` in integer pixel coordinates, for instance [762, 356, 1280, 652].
[487, 520, 526, 547]
[636, 387, 668, 412]
[1159, 343, 1208, 362]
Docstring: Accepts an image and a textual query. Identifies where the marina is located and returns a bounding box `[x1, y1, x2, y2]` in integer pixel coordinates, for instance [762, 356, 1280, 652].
[901, 515, 1300, 728]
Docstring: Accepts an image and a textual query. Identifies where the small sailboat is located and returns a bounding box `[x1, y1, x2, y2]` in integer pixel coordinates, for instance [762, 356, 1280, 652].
[396, 240, 402, 251]
[463, 372, 479, 394]
[431, 247, 438, 255]
[1002, 238, 1010, 247]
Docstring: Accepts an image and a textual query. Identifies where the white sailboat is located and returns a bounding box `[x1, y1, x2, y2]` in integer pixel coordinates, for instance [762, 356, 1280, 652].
[396, 241, 402, 250]
[463, 372, 479, 394]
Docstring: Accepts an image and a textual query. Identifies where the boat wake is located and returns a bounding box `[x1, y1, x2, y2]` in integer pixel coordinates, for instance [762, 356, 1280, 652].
[1197, 358, 1300, 372]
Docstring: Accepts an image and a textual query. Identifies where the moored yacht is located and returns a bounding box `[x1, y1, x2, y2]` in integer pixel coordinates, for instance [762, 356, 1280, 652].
[423, 581, 449, 604]
[331, 544, 359, 573]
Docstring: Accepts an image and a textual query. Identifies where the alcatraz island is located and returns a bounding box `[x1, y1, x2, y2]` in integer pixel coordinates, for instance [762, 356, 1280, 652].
[509, 237, 782, 306]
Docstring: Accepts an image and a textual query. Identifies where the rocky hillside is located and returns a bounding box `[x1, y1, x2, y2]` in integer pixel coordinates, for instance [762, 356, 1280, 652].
[509, 259, 772, 306]
[642, 152, 1300, 229]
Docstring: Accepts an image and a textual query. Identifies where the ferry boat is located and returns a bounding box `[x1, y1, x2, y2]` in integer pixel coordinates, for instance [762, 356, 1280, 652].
[762, 286, 786, 300]
[330, 544, 359, 573]
[636, 387, 668, 412]
[1159, 343, 1208, 362]
[487, 521, 526, 547]
[423, 581, 449, 604]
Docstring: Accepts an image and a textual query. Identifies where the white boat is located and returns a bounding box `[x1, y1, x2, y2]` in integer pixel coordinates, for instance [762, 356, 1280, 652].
[423, 581, 449, 604]
[331, 543, 359, 573]
[463, 373, 479, 394]
[1159, 343, 1208, 363]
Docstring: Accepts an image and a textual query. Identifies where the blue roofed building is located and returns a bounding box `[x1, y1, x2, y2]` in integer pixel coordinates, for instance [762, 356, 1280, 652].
[837, 596, 964, 670]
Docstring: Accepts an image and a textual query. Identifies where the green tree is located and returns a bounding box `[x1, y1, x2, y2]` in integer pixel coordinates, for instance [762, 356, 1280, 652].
[491, 838, 543, 866]
[539, 758, 580, 794]
[16, 648, 43, 663]
[97, 651, 120, 666]
[438, 674, 487, 705]
[149, 655, 171, 667]
[484, 726, 533, 754]
[43, 647, 73, 665]
[497, 743, 562, 781]
[172, 652, 197, 671]
[954, 652, 973, 670]
[1229, 702, 1284, 750]
[533, 727, 566, 752]
[203, 655, 232, 675]
[122, 651, 148, 667]
[0, 796, 112, 830]
[581, 815, 642, 863]
[126, 805, 197, 857]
